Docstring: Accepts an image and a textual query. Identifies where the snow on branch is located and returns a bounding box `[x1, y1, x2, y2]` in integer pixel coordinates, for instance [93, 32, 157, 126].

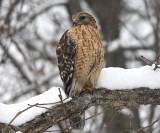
[0, 65, 160, 132]
[96, 65, 160, 89]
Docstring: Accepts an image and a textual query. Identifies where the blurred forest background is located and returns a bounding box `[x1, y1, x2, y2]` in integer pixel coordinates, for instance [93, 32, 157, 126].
[0, 0, 160, 133]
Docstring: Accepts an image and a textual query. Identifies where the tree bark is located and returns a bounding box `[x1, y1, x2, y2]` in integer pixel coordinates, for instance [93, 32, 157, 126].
[1, 87, 160, 133]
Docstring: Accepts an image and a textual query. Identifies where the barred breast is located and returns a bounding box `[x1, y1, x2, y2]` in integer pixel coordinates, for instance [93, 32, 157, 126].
[67, 25, 104, 96]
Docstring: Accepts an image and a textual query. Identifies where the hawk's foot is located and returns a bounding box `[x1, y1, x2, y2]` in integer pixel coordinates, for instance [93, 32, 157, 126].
[83, 87, 93, 92]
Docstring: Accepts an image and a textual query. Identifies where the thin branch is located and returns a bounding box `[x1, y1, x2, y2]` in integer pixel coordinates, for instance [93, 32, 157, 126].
[143, 0, 155, 28]
[46, 106, 109, 132]
[141, 54, 160, 70]
[10, 36, 40, 94]
[4, 0, 20, 24]
[10, 2, 66, 36]
[45, 128, 68, 132]
[129, 114, 132, 133]
[120, 20, 147, 48]
[0, 42, 31, 84]
[105, 111, 118, 129]
[5, 94, 69, 131]
[4, 103, 39, 132]
[135, 116, 160, 133]
[141, 56, 154, 64]
[58, 88, 71, 133]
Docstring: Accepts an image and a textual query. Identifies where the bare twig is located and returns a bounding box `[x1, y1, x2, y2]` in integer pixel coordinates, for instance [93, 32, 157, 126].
[135, 117, 160, 133]
[45, 128, 68, 132]
[156, 53, 160, 64]
[141, 54, 160, 70]
[4, 93, 69, 132]
[46, 107, 110, 132]
[129, 114, 132, 133]
[143, 0, 155, 28]
[58, 88, 71, 133]
[0, 42, 31, 83]
[120, 20, 147, 48]
[30, 98, 69, 106]
[105, 111, 118, 129]
[85, 109, 108, 121]
[5, 98, 69, 132]
[141, 56, 154, 64]
[11, 2, 66, 36]
[4, 103, 39, 132]
[27, 104, 52, 111]
[10, 36, 40, 94]
[4, 0, 20, 24]
[27, 96, 69, 110]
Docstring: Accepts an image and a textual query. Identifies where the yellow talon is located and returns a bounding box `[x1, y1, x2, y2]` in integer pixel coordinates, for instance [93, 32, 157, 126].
[83, 87, 93, 92]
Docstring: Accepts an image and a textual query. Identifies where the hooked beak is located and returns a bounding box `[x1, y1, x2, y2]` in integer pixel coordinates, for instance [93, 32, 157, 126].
[73, 18, 78, 26]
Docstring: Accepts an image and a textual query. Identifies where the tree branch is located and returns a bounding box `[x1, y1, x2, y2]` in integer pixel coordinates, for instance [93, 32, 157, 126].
[1, 87, 160, 132]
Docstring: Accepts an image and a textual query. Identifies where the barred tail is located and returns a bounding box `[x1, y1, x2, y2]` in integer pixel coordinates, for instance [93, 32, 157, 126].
[70, 113, 85, 130]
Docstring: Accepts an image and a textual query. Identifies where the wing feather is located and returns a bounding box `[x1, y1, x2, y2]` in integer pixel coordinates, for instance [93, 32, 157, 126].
[56, 30, 76, 96]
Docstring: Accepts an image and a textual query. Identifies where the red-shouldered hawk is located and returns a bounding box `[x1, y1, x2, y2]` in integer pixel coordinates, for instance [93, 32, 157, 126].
[56, 12, 104, 130]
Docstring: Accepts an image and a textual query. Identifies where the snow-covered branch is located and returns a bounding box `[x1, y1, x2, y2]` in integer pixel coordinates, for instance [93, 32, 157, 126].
[0, 65, 160, 132]
[1, 87, 160, 133]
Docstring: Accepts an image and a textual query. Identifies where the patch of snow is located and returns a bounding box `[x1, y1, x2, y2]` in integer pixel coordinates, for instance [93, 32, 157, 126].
[96, 65, 160, 89]
[0, 87, 70, 126]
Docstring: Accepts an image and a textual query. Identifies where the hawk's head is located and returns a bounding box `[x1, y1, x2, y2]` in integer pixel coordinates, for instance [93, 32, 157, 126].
[72, 12, 97, 29]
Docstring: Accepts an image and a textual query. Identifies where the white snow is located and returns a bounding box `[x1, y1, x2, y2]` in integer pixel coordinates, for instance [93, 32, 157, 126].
[96, 65, 160, 89]
[0, 87, 70, 126]
[0, 65, 160, 126]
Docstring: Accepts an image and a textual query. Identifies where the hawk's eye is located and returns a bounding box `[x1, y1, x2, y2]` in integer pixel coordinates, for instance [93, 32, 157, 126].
[79, 16, 85, 21]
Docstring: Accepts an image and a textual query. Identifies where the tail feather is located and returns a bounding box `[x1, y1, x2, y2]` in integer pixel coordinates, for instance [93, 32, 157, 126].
[69, 113, 85, 130]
